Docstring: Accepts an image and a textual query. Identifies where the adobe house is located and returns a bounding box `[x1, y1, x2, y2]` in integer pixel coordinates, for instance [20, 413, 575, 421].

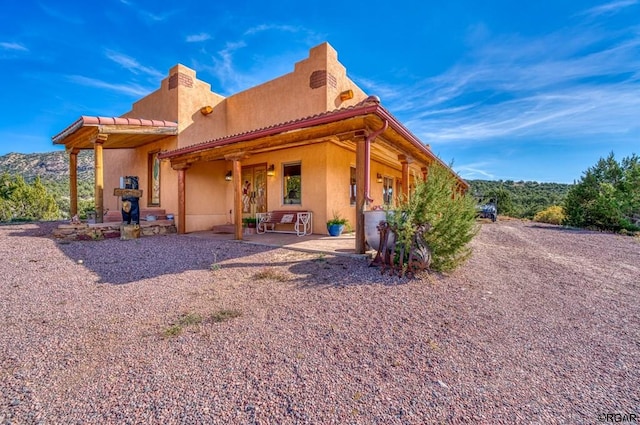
[52, 42, 467, 254]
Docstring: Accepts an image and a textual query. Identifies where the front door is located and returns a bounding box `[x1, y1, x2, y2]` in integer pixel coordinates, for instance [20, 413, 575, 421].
[241, 164, 267, 217]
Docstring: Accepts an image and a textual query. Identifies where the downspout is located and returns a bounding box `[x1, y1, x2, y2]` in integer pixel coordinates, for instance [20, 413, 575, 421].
[364, 120, 388, 204]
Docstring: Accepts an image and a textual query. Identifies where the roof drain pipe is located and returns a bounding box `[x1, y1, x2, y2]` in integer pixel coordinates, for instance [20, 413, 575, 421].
[364, 119, 389, 205]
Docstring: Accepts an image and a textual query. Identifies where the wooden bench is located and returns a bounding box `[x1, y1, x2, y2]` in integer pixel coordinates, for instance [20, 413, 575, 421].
[256, 211, 313, 236]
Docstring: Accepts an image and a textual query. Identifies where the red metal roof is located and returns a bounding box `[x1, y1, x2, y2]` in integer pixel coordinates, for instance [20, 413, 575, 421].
[52, 115, 178, 145]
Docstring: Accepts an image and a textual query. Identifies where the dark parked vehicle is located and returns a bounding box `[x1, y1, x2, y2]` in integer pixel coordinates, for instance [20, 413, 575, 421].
[477, 198, 498, 222]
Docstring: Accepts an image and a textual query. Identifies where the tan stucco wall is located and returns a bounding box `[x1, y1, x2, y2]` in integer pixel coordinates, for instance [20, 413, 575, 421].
[103, 138, 179, 222]
[224, 43, 367, 137]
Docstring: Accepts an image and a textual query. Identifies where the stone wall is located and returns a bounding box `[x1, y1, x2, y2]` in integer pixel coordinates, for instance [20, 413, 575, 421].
[53, 220, 177, 241]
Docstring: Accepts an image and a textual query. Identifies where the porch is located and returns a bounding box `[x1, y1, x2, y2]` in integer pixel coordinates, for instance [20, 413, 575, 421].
[187, 230, 371, 259]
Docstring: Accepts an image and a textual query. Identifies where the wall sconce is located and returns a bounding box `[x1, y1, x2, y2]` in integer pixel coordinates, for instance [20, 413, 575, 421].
[200, 105, 213, 115]
[376, 173, 383, 183]
[339, 89, 354, 101]
[225, 171, 232, 181]
[266, 164, 275, 176]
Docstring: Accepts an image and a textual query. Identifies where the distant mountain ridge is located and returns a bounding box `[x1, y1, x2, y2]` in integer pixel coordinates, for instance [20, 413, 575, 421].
[0, 151, 94, 182]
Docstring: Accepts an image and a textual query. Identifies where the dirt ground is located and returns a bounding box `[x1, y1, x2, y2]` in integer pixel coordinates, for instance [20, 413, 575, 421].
[1, 220, 638, 424]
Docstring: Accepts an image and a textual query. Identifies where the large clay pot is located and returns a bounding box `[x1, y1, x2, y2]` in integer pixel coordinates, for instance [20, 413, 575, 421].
[364, 210, 392, 250]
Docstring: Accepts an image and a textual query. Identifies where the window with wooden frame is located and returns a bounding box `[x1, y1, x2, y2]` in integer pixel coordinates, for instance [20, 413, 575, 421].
[283, 162, 301, 205]
[350, 166, 356, 205]
[383, 176, 394, 205]
[148, 151, 161, 206]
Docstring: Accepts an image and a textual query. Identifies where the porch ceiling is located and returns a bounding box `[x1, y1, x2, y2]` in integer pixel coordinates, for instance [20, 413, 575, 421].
[52, 116, 178, 150]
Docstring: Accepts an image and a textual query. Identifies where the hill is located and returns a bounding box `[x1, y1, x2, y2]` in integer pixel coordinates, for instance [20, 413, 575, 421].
[0, 151, 94, 182]
[468, 179, 573, 218]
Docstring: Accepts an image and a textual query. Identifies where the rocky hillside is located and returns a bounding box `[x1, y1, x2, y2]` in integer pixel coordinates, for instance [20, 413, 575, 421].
[0, 151, 94, 182]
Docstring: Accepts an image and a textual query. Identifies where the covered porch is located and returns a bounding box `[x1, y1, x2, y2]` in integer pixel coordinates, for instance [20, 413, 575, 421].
[159, 96, 467, 254]
[51, 116, 178, 222]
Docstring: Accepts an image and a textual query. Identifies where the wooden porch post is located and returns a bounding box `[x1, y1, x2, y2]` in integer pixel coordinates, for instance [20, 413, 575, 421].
[399, 155, 413, 201]
[94, 136, 106, 223]
[421, 166, 428, 181]
[355, 135, 367, 254]
[69, 148, 79, 218]
[177, 166, 188, 234]
[233, 159, 243, 240]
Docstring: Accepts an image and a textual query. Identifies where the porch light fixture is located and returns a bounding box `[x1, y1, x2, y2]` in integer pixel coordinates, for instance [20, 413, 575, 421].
[376, 173, 383, 183]
[339, 89, 354, 101]
[225, 171, 232, 181]
[200, 105, 213, 115]
[267, 164, 275, 176]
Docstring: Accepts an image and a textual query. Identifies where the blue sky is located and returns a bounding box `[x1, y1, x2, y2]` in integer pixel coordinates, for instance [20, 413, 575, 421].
[1, 0, 638, 183]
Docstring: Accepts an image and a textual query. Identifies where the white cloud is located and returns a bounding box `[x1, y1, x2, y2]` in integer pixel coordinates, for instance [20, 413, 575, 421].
[105, 50, 164, 79]
[244, 24, 300, 36]
[66, 75, 151, 97]
[0, 42, 28, 52]
[38, 3, 83, 25]
[371, 22, 640, 148]
[186, 33, 211, 43]
[580, 0, 638, 17]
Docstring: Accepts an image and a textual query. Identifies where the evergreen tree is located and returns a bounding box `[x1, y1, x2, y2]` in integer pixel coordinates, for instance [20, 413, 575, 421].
[564, 152, 640, 232]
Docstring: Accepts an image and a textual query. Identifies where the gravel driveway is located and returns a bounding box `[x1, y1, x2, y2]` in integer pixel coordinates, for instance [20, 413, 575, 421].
[1, 220, 638, 424]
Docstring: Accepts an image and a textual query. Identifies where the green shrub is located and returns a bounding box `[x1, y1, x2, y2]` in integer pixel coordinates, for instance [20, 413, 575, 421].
[533, 205, 566, 225]
[388, 163, 478, 273]
[564, 152, 640, 232]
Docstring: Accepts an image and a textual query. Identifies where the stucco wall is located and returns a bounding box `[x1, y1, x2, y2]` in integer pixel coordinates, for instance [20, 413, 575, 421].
[225, 43, 367, 137]
[103, 138, 179, 223]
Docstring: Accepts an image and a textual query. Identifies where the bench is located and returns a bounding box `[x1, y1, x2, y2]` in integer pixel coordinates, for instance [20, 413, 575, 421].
[256, 211, 313, 236]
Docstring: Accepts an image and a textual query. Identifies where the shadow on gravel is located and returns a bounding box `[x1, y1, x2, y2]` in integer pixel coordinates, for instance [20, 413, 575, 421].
[52, 236, 286, 285]
[528, 223, 618, 235]
[4, 221, 413, 286]
[3, 220, 63, 237]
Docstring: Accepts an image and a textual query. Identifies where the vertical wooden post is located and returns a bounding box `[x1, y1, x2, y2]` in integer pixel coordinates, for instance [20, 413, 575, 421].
[233, 159, 243, 240]
[94, 136, 106, 223]
[355, 136, 367, 254]
[69, 148, 79, 218]
[399, 155, 413, 201]
[177, 167, 186, 234]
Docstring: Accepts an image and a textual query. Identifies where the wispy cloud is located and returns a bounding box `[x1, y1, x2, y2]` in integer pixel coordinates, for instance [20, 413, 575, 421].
[0, 42, 28, 52]
[362, 19, 640, 148]
[105, 50, 164, 79]
[38, 3, 83, 25]
[244, 24, 301, 36]
[66, 75, 151, 97]
[186, 33, 211, 43]
[117, 0, 176, 23]
[203, 41, 250, 93]
[455, 162, 497, 180]
[580, 0, 638, 17]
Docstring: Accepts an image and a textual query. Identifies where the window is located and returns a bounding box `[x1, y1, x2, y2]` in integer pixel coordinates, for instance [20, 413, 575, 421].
[148, 151, 161, 206]
[350, 166, 356, 205]
[383, 177, 394, 205]
[283, 162, 301, 205]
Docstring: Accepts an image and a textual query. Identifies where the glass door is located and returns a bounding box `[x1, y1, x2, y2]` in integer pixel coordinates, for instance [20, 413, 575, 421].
[241, 164, 267, 217]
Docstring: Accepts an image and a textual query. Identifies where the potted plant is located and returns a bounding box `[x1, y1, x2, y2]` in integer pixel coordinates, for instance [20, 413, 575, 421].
[326, 212, 348, 236]
[242, 216, 257, 234]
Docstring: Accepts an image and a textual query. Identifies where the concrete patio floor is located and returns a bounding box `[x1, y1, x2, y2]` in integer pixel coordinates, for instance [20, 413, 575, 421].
[185, 230, 373, 259]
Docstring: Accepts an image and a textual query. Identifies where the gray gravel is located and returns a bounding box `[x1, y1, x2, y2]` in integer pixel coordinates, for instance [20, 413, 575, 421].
[1, 220, 639, 424]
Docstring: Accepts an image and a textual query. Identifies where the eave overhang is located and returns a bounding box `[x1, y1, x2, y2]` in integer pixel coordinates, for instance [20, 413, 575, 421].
[52, 116, 178, 150]
[158, 97, 469, 189]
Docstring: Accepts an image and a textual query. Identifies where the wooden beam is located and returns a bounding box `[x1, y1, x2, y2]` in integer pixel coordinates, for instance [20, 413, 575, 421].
[94, 136, 106, 223]
[97, 125, 178, 135]
[232, 159, 243, 240]
[177, 167, 186, 234]
[399, 155, 413, 201]
[355, 137, 367, 254]
[69, 149, 79, 218]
